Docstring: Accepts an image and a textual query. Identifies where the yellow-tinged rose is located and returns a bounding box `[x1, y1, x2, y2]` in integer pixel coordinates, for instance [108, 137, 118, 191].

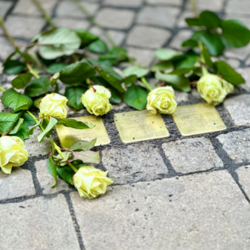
[197, 74, 234, 106]
[73, 166, 113, 199]
[81, 86, 112, 116]
[39, 93, 68, 119]
[0, 136, 28, 174]
[147, 86, 177, 114]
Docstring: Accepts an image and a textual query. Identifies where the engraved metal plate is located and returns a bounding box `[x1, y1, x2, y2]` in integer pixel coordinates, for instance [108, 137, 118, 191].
[172, 103, 226, 137]
[114, 110, 169, 144]
[56, 116, 110, 148]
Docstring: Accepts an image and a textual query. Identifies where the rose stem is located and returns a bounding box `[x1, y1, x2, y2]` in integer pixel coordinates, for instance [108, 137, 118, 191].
[31, 0, 56, 28]
[189, 0, 199, 18]
[141, 77, 153, 91]
[197, 40, 209, 75]
[72, 0, 117, 47]
[0, 86, 5, 92]
[0, 18, 40, 79]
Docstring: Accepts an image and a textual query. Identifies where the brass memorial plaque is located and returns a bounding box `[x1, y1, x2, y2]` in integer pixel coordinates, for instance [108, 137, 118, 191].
[172, 103, 226, 137]
[114, 110, 169, 144]
[56, 116, 110, 148]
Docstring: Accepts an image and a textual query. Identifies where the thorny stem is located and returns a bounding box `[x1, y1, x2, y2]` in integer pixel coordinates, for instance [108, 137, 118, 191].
[72, 0, 117, 47]
[0, 18, 40, 78]
[141, 77, 153, 91]
[31, 0, 56, 28]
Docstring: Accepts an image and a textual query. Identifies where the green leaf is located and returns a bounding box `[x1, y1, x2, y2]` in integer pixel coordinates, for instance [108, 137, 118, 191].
[124, 75, 138, 86]
[9, 118, 24, 135]
[91, 76, 122, 104]
[3, 60, 26, 75]
[151, 61, 174, 73]
[65, 86, 86, 110]
[11, 73, 32, 89]
[57, 118, 94, 129]
[192, 31, 225, 56]
[60, 59, 96, 84]
[185, 18, 201, 26]
[25, 77, 51, 97]
[98, 47, 128, 65]
[0, 112, 21, 134]
[124, 85, 148, 110]
[50, 72, 60, 87]
[123, 66, 149, 78]
[202, 46, 214, 70]
[47, 63, 68, 74]
[11, 124, 30, 140]
[96, 64, 124, 92]
[26, 120, 41, 136]
[182, 39, 198, 48]
[72, 150, 100, 164]
[38, 117, 58, 143]
[155, 72, 191, 92]
[88, 39, 108, 54]
[47, 157, 58, 188]
[1, 88, 33, 112]
[174, 52, 198, 69]
[22, 113, 36, 126]
[37, 28, 81, 59]
[75, 29, 99, 48]
[168, 67, 197, 75]
[69, 138, 97, 151]
[57, 166, 74, 186]
[155, 49, 184, 61]
[215, 60, 245, 85]
[199, 11, 221, 29]
[221, 19, 250, 48]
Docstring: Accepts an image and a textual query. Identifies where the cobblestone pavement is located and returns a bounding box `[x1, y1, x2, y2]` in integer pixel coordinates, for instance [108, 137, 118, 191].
[1, 0, 250, 249]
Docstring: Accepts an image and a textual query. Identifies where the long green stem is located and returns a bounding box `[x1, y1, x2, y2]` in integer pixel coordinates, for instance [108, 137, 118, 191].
[0, 86, 5, 92]
[72, 0, 117, 47]
[68, 162, 78, 173]
[141, 77, 153, 91]
[31, 0, 56, 28]
[27, 63, 40, 78]
[189, 0, 199, 18]
[197, 40, 209, 75]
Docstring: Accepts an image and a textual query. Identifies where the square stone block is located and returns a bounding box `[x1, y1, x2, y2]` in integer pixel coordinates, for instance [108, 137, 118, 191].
[217, 129, 250, 163]
[95, 8, 135, 29]
[0, 168, 35, 201]
[71, 171, 250, 250]
[137, 6, 180, 28]
[102, 144, 168, 184]
[0, 195, 80, 249]
[127, 47, 155, 67]
[236, 166, 250, 198]
[126, 25, 171, 49]
[224, 94, 250, 126]
[54, 18, 90, 30]
[0, 1, 12, 18]
[162, 137, 223, 174]
[104, 0, 142, 7]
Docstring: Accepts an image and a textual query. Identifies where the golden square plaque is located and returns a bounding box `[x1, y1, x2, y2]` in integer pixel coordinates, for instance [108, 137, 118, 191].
[172, 103, 226, 137]
[114, 110, 169, 144]
[56, 116, 110, 148]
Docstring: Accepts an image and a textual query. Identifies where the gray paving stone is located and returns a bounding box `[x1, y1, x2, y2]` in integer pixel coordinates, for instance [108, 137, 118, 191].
[56, 1, 99, 18]
[89, 27, 125, 47]
[71, 171, 250, 250]
[224, 44, 250, 61]
[35, 159, 71, 194]
[225, 14, 250, 29]
[137, 6, 180, 28]
[25, 127, 51, 157]
[104, 0, 142, 7]
[55, 17, 90, 30]
[236, 67, 250, 92]
[162, 138, 223, 174]
[217, 129, 250, 163]
[146, 0, 182, 5]
[126, 25, 171, 49]
[187, 0, 224, 12]
[169, 29, 193, 50]
[236, 165, 250, 198]
[0, 194, 80, 249]
[0, 1, 12, 18]
[226, 0, 250, 15]
[102, 144, 168, 184]
[0, 16, 45, 39]
[246, 57, 250, 66]
[0, 168, 35, 201]
[95, 8, 135, 29]
[13, 0, 57, 16]
[175, 90, 189, 104]
[127, 47, 155, 67]
[177, 10, 194, 27]
[224, 94, 250, 126]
